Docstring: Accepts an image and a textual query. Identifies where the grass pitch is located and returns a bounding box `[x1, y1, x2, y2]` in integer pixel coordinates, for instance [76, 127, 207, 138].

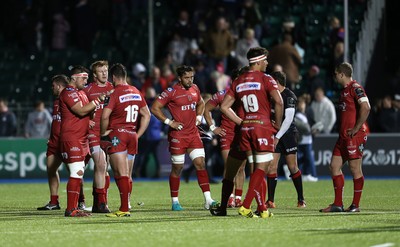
[0, 179, 399, 247]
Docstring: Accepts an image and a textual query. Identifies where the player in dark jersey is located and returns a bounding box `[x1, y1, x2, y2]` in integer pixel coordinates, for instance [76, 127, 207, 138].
[266, 71, 306, 209]
[320, 62, 370, 213]
[101, 63, 150, 217]
[151, 65, 217, 211]
[83, 60, 114, 213]
[221, 47, 284, 218]
[37, 75, 68, 211]
[59, 66, 106, 217]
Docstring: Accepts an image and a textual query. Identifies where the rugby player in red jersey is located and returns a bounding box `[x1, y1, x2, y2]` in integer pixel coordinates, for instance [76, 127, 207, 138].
[320, 62, 370, 213]
[83, 60, 114, 213]
[221, 47, 283, 218]
[60, 66, 105, 217]
[205, 66, 250, 216]
[37, 75, 68, 211]
[151, 65, 217, 211]
[101, 63, 150, 217]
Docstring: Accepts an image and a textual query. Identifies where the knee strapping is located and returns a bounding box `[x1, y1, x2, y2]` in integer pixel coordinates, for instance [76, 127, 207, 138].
[68, 161, 85, 178]
[255, 153, 273, 163]
[189, 148, 205, 161]
[171, 154, 185, 164]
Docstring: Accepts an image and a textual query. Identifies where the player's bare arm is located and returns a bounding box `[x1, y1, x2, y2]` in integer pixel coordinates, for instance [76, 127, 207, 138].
[136, 106, 151, 139]
[70, 93, 106, 117]
[151, 100, 184, 130]
[195, 97, 205, 126]
[220, 94, 242, 126]
[100, 107, 111, 136]
[347, 101, 370, 138]
[204, 100, 226, 136]
[270, 89, 284, 130]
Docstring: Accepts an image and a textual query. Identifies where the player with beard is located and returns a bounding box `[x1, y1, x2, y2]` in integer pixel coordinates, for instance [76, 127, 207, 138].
[60, 66, 106, 217]
[151, 65, 217, 211]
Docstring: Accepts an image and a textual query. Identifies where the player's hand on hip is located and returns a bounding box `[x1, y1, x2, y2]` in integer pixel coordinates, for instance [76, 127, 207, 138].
[346, 128, 358, 138]
[170, 121, 184, 131]
[100, 130, 113, 151]
[213, 127, 226, 136]
[89, 120, 95, 129]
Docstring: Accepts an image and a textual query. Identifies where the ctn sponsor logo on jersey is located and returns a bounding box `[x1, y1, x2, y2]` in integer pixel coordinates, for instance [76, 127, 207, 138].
[236, 82, 261, 92]
[119, 93, 142, 103]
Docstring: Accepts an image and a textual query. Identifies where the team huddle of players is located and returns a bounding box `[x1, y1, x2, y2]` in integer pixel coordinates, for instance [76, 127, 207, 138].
[38, 47, 370, 218]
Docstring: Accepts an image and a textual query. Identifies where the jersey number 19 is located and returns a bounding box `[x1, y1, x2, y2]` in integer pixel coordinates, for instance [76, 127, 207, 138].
[241, 94, 259, 112]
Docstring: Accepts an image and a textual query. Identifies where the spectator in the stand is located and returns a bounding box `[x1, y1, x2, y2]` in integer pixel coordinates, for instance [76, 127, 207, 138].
[268, 34, 302, 91]
[131, 63, 147, 91]
[272, 64, 283, 72]
[328, 16, 343, 50]
[210, 65, 231, 93]
[183, 39, 204, 67]
[235, 28, 260, 67]
[236, 0, 263, 40]
[194, 60, 211, 93]
[310, 87, 337, 134]
[161, 65, 176, 88]
[24, 100, 52, 138]
[328, 16, 344, 84]
[202, 16, 235, 73]
[173, 9, 195, 40]
[282, 16, 305, 59]
[295, 96, 318, 182]
[377, 95, 399, 132]
[142, 66, 168, 95]
[0, 98, 17, 137]
[303, 65, 326, 98]
[168, 32, 190, 66]
[51, 12, 70, 50]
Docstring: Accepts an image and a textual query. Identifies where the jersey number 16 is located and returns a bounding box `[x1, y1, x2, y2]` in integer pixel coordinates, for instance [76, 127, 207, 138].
[124, 105, 139, 122]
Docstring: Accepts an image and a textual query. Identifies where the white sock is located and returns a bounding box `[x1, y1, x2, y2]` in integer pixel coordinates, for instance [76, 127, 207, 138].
[229, 193, 234, 198]
[235, 196, 241, 200]
[172, 197, 179, 203]
[203, 191, 212, 202]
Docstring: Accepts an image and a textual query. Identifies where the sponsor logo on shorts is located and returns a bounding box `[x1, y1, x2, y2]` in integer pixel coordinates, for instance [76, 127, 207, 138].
[70, 146, 81, 152]
[348, 149, 357, 155]
[119, 93, 142, 103]
[236, 82, 261, 92]
[171, 138, 180, 143]
[112, 137, 120, 146]
[118, 128, 135, 134]
[286, 147, 297, 152]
